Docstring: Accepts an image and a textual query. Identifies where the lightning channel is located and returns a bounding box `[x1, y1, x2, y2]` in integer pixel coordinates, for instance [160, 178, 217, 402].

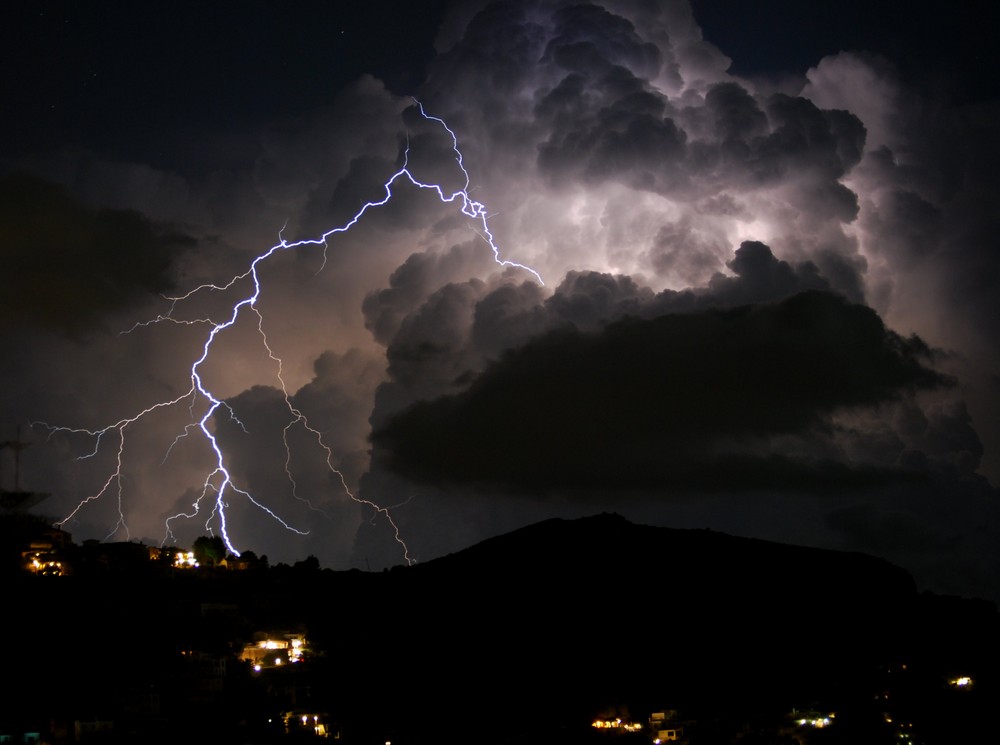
[36, 100, 540, 565]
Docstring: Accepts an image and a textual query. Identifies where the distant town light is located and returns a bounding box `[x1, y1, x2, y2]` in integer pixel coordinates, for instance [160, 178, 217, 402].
[25, 552, 65, 575]
[174, 551, 198, 568]
[592, 718, 642, 732]
[793, 711, 835, 728]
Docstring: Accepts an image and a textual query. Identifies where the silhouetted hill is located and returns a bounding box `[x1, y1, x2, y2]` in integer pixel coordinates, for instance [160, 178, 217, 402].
[4, 513, 997, 744]
[343, 514, 937, 739]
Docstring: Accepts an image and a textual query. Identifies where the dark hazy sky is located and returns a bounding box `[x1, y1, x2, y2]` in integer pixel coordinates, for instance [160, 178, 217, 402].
[2, 0, 998, 604]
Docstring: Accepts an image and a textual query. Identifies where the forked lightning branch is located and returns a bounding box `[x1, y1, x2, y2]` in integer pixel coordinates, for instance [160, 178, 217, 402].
[36, 100, 542, 562]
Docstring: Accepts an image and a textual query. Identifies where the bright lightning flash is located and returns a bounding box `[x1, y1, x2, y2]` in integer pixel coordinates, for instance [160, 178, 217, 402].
[35, 100, 541, 564]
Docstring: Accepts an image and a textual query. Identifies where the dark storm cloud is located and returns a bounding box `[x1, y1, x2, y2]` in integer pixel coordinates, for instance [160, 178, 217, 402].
[700, 239, 830, 305]
[362, 242, 494, 346]
[363, 239, 885, 496]
[543, 4, 662, 79]
[535, 70, 688, 191]
[475, 241, 844, 355]
[7, 0, 998, 604]
[542, 270, 654, 329]
[290, 349, 386, 473]
[214, 351, 384, 500]
[534, 60, 865, 211]
[301, 108, 478, 235]
[539, 239, 845, 325]
[370, 279, 487, 430]
[469, 280, 549, 357]
[644, 218, 726, 286]
[383, 278, 484, 390]
[0, 172, 194, 334]
[758, 95, 866, 181]
[314, 154, 405, 228]
[372, 288, 950, 492]
[824, 469, 1000, 600]
[861, 187, 943, 270]
[853, 113, 1000, 347]
[205, 346, 386, 567]
[702, 82, 768, 142]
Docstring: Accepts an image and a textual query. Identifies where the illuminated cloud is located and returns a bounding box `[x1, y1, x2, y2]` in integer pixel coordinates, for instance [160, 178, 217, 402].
[352, 0, 999, 599]
[2, 1, 997, 602]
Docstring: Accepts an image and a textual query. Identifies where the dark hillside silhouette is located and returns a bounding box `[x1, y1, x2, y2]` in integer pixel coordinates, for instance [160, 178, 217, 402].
[3, 513, 996, 744]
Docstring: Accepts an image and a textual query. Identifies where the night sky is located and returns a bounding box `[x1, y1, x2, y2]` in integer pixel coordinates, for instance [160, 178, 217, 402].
[2, 0, 998, 604]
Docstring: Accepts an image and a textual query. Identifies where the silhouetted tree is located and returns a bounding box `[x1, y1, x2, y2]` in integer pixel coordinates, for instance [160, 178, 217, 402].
[193, 534, 226, 567]
[294, 554, 320, 571]
[238, 549, 268, 570]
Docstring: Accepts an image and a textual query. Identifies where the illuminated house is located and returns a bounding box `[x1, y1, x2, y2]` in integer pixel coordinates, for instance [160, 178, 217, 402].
[282, 710, 339, 739]
[649, 710, 689, 743]
[591, 717, 643, 733]
[947, 674, 974, 690]
[21, 525, 73, 576]
[240, 631, 308, 671]
[23, 549, 65, 576]
[149, 546, 200, 568]
[173, 550, 199, 568]
[591, 708, 694, 742]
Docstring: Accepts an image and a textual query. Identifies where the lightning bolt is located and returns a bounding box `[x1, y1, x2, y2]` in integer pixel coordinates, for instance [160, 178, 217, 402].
[35, 99, 541, 564]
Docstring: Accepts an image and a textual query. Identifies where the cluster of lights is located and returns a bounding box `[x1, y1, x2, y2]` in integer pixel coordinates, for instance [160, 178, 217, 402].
[245, 635, 306, 672]
[592, 718, 642, 732]
[282, 712, 330, 738]
[173, 551, 199, 568]
[795, 714, 834, 728]
[25, 552, 63, 575]
[948, 675, 973, 689]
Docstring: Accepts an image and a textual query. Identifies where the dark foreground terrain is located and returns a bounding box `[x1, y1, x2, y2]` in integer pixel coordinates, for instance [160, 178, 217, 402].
[4, 513, 998, 743]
